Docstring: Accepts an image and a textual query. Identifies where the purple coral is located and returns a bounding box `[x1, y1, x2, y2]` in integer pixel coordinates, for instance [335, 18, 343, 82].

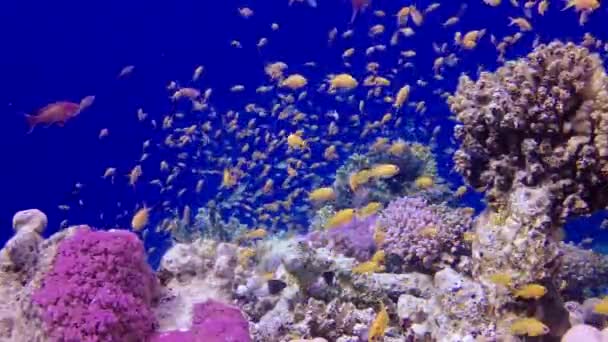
[152, 300, 251, 342]
[308, 215, 377, 262]
[378, 197, 472, 270]
[32, 227, 158, 342]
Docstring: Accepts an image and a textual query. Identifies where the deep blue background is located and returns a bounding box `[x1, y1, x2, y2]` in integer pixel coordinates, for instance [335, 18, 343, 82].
[0, 0, 607, 253]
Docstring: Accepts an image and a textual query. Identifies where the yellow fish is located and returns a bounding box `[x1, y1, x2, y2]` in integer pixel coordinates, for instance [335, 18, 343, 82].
[489, 273, 513, 287]
[222, 168, 238, 188]
[373, 225, 386, 246]
[368, 303, 389, 342]
[510, 318, 549, 337]
[370, 164, 400, 178]
[514, 284, 547, 300]
[281, 74, 308, 90]
[394, 85, 410, 108]
[358, 202, 382, 218]
[128, 165, 143, 187]
[593, 298, 608, 315]
[509, 17, 533, 31]
[236, 228, 268, 242]
[309, 187, 336, 203]
[388, 140, 408, 155]
[414, 175, 434, 189]
[329, 73, 358, 91]
[287, 133, 309, 150]
[131, 206, 150, 231]
[326, 208, 355, 228]
[349, 169, 372, 191]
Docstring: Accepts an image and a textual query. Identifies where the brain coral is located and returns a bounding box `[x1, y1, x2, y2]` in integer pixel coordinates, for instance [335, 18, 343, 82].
[448, 41, 608, 221]
[377, 196, 472, 271]
[32, 227, 158, 342]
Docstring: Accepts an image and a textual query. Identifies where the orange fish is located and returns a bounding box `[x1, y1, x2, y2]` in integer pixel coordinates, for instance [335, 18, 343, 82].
[351, 0, 371, 23]
[25, 101, 81, 133]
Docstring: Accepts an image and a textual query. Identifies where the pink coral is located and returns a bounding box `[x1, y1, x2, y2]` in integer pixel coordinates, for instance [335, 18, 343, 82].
[152, 300, 251, 342]
[32, 227, 158, 342]
[308, 215, 377, 262]
[378, 197, 472, 270]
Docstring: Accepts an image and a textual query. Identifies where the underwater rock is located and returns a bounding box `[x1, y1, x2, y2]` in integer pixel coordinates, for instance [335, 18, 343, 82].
[281, 241, 333, 290]
[353, 272, 433, 300]
[12, 209, 47, 234]
[561, 324, 608, 342]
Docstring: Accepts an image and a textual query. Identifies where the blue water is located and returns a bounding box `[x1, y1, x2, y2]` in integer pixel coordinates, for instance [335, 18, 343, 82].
[1, 0, 607, 260]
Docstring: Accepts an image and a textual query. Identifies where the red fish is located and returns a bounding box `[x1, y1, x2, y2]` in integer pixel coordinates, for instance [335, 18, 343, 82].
[351, 0, 371, 22]
[25, 101, 81, 133]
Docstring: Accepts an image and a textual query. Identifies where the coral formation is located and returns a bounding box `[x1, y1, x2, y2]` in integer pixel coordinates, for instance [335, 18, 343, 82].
[557, 242, 608, 301]
[332, 142, 445, 209]
[449, 41, 608, 221]
[307, 215, 377, 262]
[398, 267, 495, 340]
[32, 227, 159, 342]
[377, 196, 473, 271]
[152, 300, 250, 342]
[448, 41, 608, 338]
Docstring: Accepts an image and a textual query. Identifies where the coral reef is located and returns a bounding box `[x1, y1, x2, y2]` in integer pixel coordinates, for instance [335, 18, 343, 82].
[398, 267, 495, 340]
[448, 41, 608, 338]
[449, 41, 608, 221]
[152, 300, 251, 342]
[32, 227, 159, 342]
[332, 142, 447, 209]
[557, 242, 608, 301]
[377, 196, 473, 272]
[307, 215, 377, 262]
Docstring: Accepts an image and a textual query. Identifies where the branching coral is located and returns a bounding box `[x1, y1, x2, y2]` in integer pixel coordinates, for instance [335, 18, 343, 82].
[449, 41, 608, 221]
[32, 227, 158, 342]
[377, 197, 472, 271]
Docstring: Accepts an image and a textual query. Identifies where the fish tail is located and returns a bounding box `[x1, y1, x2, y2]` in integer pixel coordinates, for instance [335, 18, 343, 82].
[24, 114, 37, 133]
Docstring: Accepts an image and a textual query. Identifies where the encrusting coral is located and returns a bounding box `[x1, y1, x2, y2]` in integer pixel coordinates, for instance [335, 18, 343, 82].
[448, 41, 608, 337]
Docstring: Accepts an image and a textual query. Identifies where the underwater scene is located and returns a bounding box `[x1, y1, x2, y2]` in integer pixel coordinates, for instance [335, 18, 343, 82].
[4, 0, 608, 340]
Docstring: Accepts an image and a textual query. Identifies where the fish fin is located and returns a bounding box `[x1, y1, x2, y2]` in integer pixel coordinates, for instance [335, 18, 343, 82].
[350, 8, 358, 23]
[24, 114, 37, 134]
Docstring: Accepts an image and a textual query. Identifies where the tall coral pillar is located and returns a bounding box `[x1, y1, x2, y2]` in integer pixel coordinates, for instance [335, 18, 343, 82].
[472, 184, 559, 317]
